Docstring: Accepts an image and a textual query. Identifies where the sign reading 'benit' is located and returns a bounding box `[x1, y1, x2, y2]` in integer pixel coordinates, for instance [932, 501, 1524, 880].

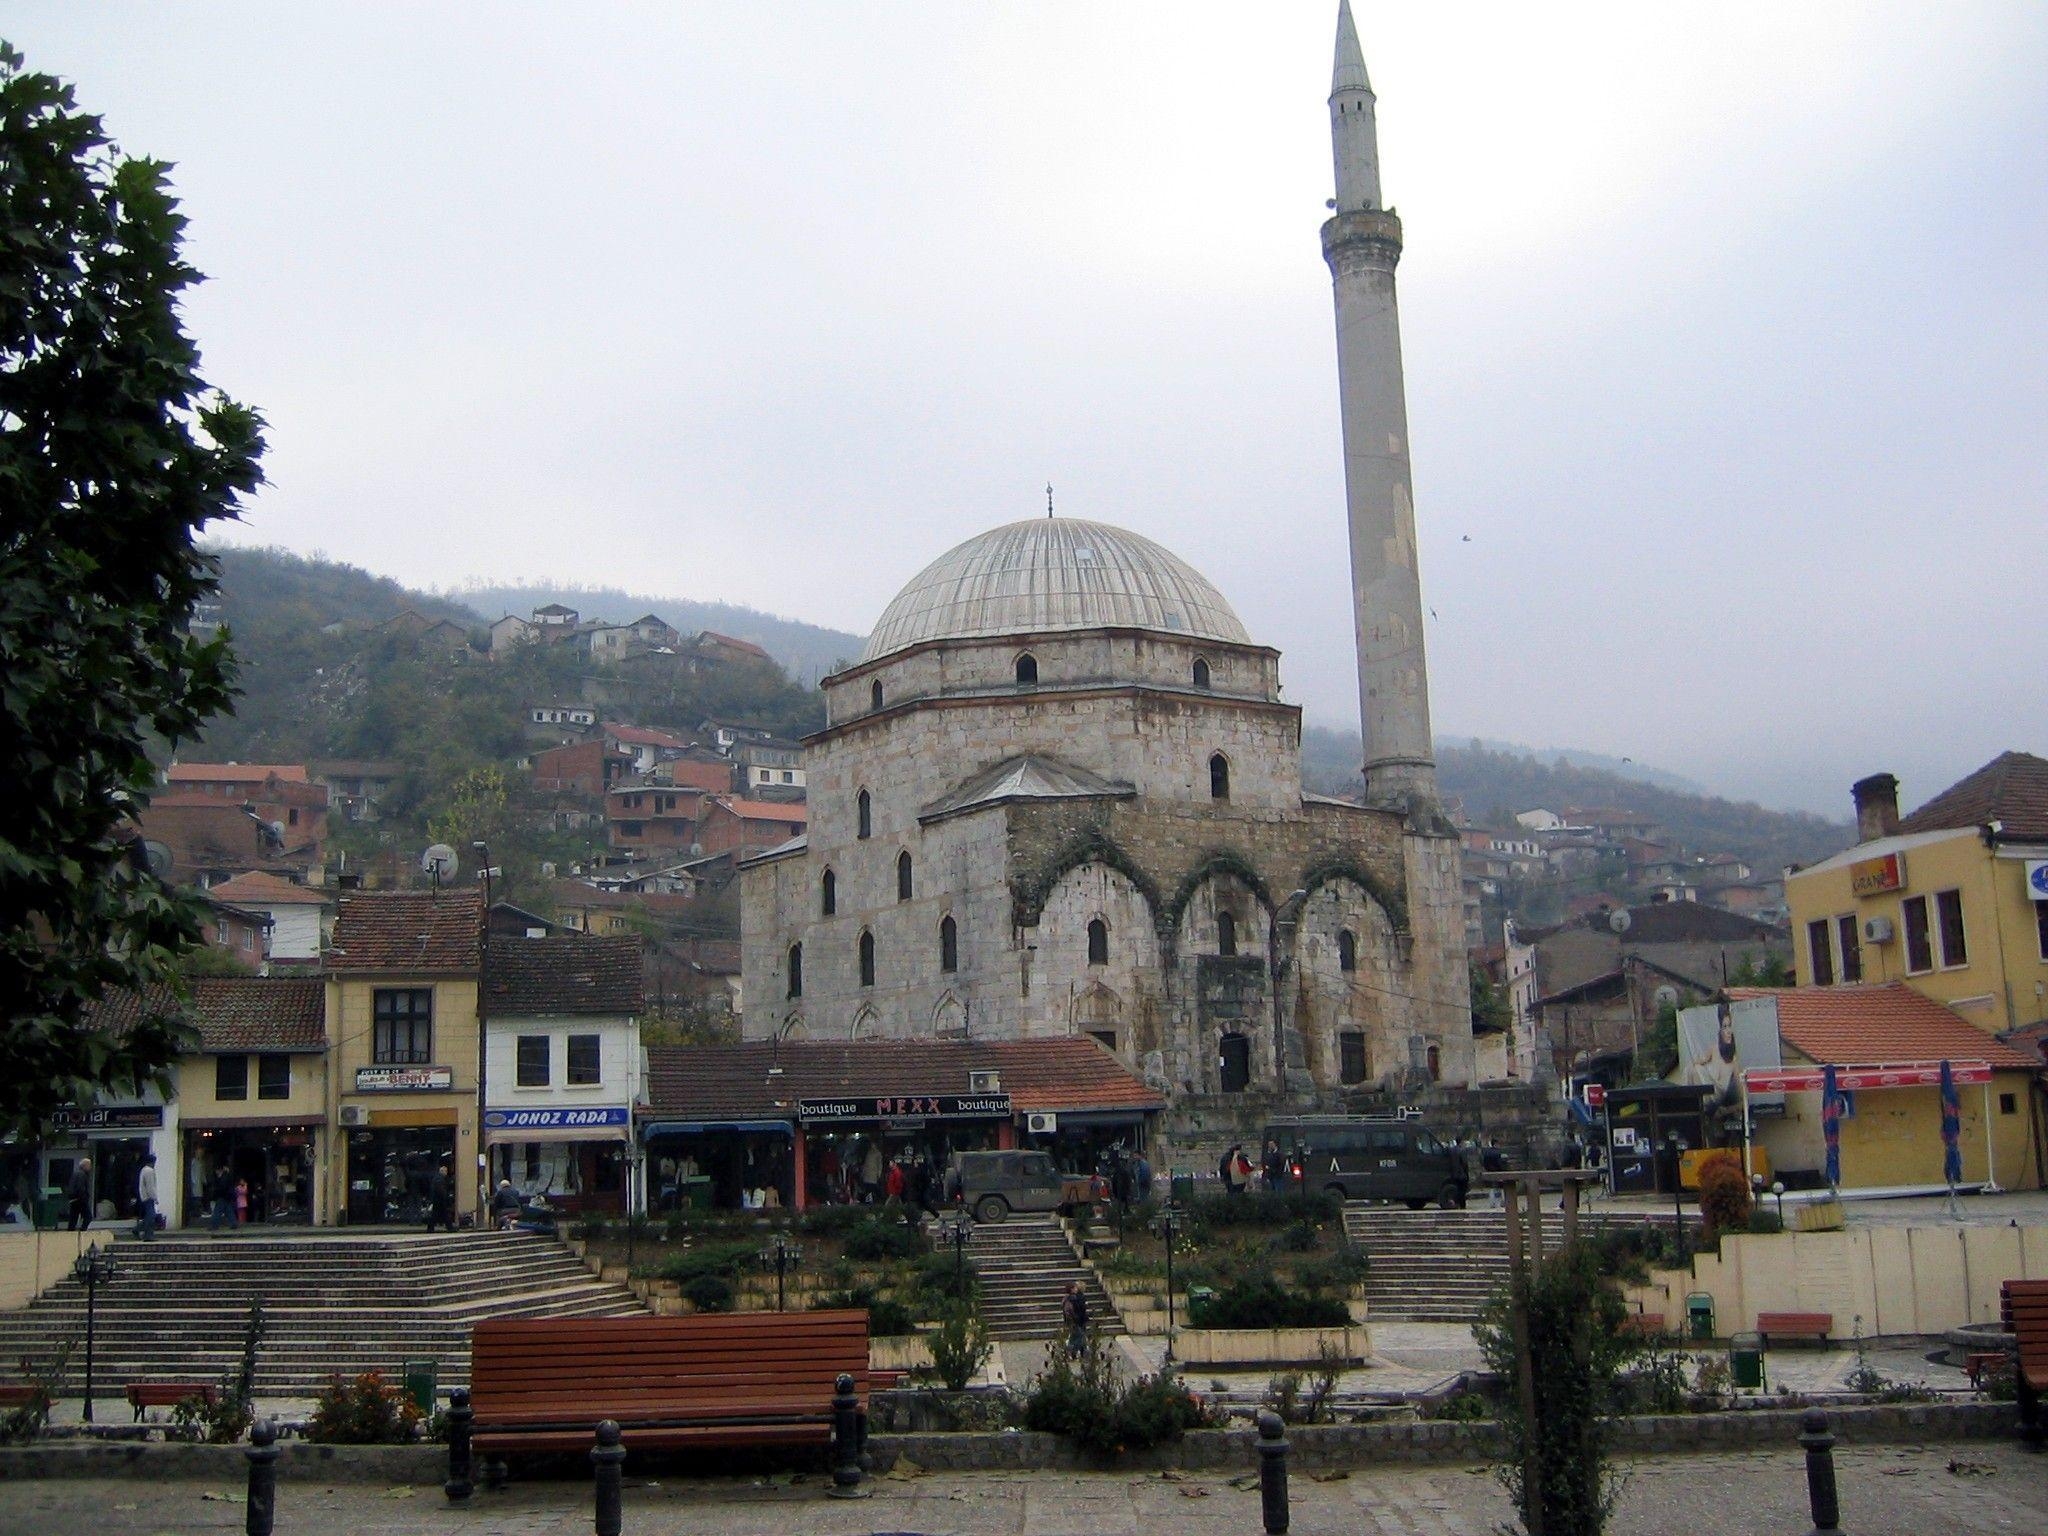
[796, 1094, 1012, 1123]
[355, 1065, 454, 1092]
[1849, 852, 1905, 896]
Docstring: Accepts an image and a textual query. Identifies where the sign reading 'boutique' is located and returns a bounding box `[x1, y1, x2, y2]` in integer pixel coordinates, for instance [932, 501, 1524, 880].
[797, 1094, 1012, 1124]
[355, 1065, 454, 1092]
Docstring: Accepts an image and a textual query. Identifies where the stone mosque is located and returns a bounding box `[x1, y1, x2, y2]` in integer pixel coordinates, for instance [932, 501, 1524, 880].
[740, 2, 1476, 1109]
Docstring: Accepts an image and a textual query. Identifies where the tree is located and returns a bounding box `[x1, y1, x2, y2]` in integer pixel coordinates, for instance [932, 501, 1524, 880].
[1470, 967, 1511, 1035]
[0, 46, 265, 1133]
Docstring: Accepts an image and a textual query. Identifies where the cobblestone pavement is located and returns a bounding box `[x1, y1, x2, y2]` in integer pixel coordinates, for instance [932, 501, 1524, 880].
[4, 1443, 2044, 1536]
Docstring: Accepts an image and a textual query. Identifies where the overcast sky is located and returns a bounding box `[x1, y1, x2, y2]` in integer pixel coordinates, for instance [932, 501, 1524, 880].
[16, 3, 2046, 816]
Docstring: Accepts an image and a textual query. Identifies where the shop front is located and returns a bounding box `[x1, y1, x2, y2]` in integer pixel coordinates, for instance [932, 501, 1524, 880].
[1021, 1109, 1151, 1181]
[41, 1100, 179, 1228]
[182, 1120, 321, 1225]
[484, 1105, 633, 1217]
[642, 1120, 795, 1213]
[795, 1094, 1013, 1209]
[339, 1065, 467, 1226]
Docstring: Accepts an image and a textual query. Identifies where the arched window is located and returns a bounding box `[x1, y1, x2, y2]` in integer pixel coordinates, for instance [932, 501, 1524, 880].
[1087, 918, 1109, 966]
[856, 789, 872, 840]
[939, 915, 958, 973]
[786, 942, 803, 1000]
[1337, 928, 1357, 973]
[1209, 752, 1230, 800]
[858, 929, 876, 988]
[1426, 1043, 1442, 1082]
[870, 680, 884, 711]
[896, 850, 913, 902]
[821, 869, 836, 917]
[1015, 653, 1038, 685]
[1192, 657, 1211, 689]
[1217, 910, 1237, 957]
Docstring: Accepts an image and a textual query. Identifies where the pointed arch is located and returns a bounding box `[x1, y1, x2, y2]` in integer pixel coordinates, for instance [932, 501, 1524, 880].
[1014, 653, 1038, 685]
[856, 789, 872, 840]
[931, 992, 966, 1039]
[821, 867, 836, 916]
[1209, 752, 1230, 800]
[896, 849, 913, 902]
[850, 1004, 879, 1040]
[1216, 910, 1238, 957]
[869, 679, 884, 712]
[857, 928, 876, 987]
[939, 913, 958, 973]
[1337, 928, 1357, 973]
[786, 941, 803, 999]
[1087, 916, 1109, 966]
[1192, 657, 1211, 689]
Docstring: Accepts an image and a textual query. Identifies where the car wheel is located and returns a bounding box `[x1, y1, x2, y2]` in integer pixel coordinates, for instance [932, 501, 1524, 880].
[1324, 1183, 1349, 1201]
[1439, 1184, 1465, 1210]
[1404, 1198, 1427, 1211]
[974, 1196, 1008, 1224]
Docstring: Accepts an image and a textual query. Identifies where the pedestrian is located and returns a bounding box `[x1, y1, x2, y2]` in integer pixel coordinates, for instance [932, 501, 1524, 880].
[234, 1177, 249, 1224]
[66, 1158, 93, 1232]
[1231, 1144, 1254, 1196]
[1133, 1150, 1153, 1205]
[210, 1163, 235, 1231]
[426, 1164, 452, 1231]
[1262, 1139, 1287, 1193]
[135, 1153, 158, 1240]
[860, 1137, 885, 1204]
[1062, 1280, 1088, 1360]
[884, 1156, 906, 1205]
[490, 1178, 521, 1231]
[1110, 1154, 1133, 1212]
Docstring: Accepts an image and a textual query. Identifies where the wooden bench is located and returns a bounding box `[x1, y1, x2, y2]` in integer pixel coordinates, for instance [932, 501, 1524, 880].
[0, 1383, 41, 1410]
[1755, 1311, 1832, 1348]
[467, 1311, 870, 1469]
[1966, 1351, 2009, 1390]
[125, 1381, 217, 1421]
[2003, 1278, 2048, 1448]
[1618, 1313, 1670, 1340]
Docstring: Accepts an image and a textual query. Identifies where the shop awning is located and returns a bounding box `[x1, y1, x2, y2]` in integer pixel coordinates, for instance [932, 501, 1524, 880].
[641, 1120, 794, 1138]
[182, 1116, 325, 1131]
[484, 1123, 630, 1145]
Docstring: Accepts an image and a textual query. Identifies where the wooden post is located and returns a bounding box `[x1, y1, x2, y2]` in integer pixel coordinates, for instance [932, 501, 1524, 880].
[1562, 1176, 1581, 1249]
[1502, 1177, 1544, 1536]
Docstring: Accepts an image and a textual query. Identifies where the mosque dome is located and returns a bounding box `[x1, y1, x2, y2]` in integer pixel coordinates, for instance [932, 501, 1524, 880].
[859, 517, 1251, 664]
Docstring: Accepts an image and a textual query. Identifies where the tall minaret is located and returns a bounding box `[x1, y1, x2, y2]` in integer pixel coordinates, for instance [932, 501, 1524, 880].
[1324, 0, 1437, 811]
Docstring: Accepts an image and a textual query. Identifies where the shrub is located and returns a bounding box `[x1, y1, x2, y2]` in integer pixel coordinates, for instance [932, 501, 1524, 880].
[1187, 1276, 1351, 1330]
[1695, 1152, 1752, 1242]
[657, 1241, 756, 1286]
[1021, 1341, 1204, 1455]
[1184, 1190, 1340, 1231]
[0, 1340, 70, 1444]
[1745, 1209, 1784, 1235]
[306, 1371, 423, 1444]
[798, 1205, 880, 1239]
[682, 1274, 735, 1313]
[921, 1303, 992, 1391]
[815, 1285, 914, 1336]
[1112, 1372, 1207, 1448]
[842, 1214, 923, 1261]
[1272, 1218, 1323, 1253]
[1427, 1390, 1492, 1422]
[1293, 1242, 1369, 1294]
[910, 1250, 979, 1309]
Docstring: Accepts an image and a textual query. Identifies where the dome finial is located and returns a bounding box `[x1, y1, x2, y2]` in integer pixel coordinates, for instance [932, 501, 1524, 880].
[1046, 482, 1054, 519]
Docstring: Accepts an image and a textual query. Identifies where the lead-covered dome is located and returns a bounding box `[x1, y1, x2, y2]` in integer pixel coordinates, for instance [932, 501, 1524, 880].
[860, 517, 1250, 664]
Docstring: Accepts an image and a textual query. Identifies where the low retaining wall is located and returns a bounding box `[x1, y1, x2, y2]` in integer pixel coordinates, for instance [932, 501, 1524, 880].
[1173, 1325, 1369, 1367]
[0, 1401, 2015, 1481]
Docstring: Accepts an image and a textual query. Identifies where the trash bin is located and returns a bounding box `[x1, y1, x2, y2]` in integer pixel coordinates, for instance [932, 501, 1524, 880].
[1687, 1292, 1716, 1341]
[1171, 1174, 1195, 1206]
[34, 1190, 65, 1231]
[401, 1359, 438, 1416]
[1729, 1332, 1766, 1392]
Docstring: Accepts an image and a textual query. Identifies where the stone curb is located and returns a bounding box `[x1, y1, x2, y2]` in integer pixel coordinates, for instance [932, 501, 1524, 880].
[0, 1400, 2015, 1481]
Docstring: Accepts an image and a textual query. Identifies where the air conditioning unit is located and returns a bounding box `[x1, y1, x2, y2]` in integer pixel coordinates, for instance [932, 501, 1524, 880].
[1862, 916, 1895, 945]
[968, 1070, 1001, 1093]
[1026, 1112, 1058, 1134]
[338, 1105, 370, 1127]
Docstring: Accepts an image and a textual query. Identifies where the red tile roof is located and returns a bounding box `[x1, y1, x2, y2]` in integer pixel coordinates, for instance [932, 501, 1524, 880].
[328, 890, 483, 972]
[84, 977, 326, 1052]
[698, 631, 772, 660]
[168, 763, 309, 784]
[1727, 984, 2037, 1070]
[642, 1037, 1163, 1121]
[207, 871, 329, 906]
[486, 936, 643, 1016]
[1898, 751, 2048, 841]
[605, 724, 691, 749]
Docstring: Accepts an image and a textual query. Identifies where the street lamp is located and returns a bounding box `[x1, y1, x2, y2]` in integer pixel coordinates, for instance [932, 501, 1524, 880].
[1771, 1180, 1787, 1230]
[623, 1147, 646, 1273]
[1664, 1132, 1689, 1263]
[473, 841, 496, 1228]
[1152, 1201, 1182, 1366]
[933, 1209, 973, 1300]
[73, 1246, 117, 1424]
[759, 1231, 803, 1312]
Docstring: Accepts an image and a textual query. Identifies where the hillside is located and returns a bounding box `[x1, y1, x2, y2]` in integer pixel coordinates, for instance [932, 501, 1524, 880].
[453, 581, 865, 686]
[1302, 726, 1849, 873]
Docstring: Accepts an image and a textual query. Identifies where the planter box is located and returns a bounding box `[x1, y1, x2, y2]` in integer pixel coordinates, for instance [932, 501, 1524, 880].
[1173, 1325, 1368, 1367]
[1793, 1200, 1846, 1232]
[1102, 1274, 1162, 1296]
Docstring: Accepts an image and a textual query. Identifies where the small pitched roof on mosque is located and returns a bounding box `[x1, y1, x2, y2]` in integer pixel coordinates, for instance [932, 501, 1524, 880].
[919, 754, 1135, 825]
[1897, 751, 2048, 841]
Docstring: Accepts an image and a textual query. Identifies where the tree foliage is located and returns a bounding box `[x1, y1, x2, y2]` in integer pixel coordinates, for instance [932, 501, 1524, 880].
[0, 45, 264, 1132]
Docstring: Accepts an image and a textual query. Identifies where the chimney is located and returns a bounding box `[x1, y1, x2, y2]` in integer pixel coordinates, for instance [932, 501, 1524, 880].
[1851, 773, 1901, 843]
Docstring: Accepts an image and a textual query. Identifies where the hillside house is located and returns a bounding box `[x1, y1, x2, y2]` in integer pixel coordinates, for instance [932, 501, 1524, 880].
[207, 871, 330, 963]
[692, 796, 806, 859]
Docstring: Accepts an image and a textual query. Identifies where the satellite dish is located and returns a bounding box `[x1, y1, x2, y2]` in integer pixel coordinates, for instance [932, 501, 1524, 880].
[1654, 985, 1679, 1010]
[421, 844, 460, 885]
[141, 840, 174, 877]
[267, 820, 287, 840]
[1608, 909, 1633, 934]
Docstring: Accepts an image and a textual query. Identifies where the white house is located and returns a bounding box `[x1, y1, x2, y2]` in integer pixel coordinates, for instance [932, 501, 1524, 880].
[204, 871, 329, 963]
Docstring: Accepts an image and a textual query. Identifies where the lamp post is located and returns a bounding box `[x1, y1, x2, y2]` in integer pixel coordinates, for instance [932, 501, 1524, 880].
[1771, 1180, 1786, 1230]
[473, 841, 495, 1228]
[934, 1209, 973, 1300]
[73, 1246, 117, 1424]
[623, 1147, 646, 1274]
[760, 1231, 802, 1312]
[1153, 1201, 1181, 1365]
[1665, 1132, 1689, 1263]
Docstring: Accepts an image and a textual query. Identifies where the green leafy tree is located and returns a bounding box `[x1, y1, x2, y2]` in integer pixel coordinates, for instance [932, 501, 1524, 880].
[1471, 967, 1511, 1035]
[0, 45, 264, 1133]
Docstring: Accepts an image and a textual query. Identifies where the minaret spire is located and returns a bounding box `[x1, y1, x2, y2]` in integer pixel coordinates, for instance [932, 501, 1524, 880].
[1322, 2, 1437, 812]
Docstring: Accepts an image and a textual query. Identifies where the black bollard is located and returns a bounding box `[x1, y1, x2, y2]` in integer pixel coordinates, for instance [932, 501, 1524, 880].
[591, 1419, 625, 1536]
[1799, 1408, 1844, 1534]
[1256, 1410, 1290, 1535]
[444, 1385, 474, 1503]
[244, 1418, 279, 1536]
[827, 1372, 868, 1499]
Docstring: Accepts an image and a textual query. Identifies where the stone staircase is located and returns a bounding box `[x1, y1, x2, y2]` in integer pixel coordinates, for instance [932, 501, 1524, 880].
[1344, 1206, 1684, 1322]
[0, 1230, 647, 1398]
[963, 1215, 1120, 1341]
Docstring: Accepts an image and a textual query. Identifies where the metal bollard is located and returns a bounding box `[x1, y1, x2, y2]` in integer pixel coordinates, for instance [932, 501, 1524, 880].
[1257, 1409, 1290, 1535]
[827, 1371, 868, 1499]
[1799, 1408, 1844, 1534]
[591, 1419, 625, 1536]
[443, 1385, 474, 1503]
[244, 1417, 279, 1536]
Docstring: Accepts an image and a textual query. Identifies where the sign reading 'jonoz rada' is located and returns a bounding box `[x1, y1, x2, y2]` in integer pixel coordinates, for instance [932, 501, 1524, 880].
[796, 1095, 1012, 1124]
[483, 1106, 632, 1131]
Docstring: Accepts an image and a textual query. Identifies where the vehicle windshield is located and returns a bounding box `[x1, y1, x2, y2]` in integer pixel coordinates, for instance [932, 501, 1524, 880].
[1412, 1130, 1443, 1155]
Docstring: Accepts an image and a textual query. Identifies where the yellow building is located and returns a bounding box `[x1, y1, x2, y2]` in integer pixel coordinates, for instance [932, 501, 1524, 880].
[1787, 756, 2048, 1040]
[172, 977, 330, 1227]
[326, 890, 486, 1226]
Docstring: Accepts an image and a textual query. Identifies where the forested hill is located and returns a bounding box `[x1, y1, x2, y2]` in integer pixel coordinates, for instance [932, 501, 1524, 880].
[454, 581, 864, 686]
[1303, 726, 1850, 873]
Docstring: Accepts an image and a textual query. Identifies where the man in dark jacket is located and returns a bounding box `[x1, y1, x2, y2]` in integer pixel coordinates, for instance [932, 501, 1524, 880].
[1062, 1281, 1088, 1359]
[67, 1158, 93, 1231]
[426, 1164, 452, 1231]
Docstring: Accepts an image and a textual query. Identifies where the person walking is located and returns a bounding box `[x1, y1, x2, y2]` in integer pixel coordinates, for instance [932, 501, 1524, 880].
[1218, 1144, 1240, 1196]
[1133, 1150, 1153, 1205]
[1262, 1139, 1287, 1193]
[209, 1163, 235, 1231]
[1062, 1280, 1089, 1360]
[1230, 1144, 1254, 1197]
[884, 1156, 906, 1205]
[66, 1158, 93, 1232]
[134, 1154, 158, 1240]
[426, 1164, 452, 1231]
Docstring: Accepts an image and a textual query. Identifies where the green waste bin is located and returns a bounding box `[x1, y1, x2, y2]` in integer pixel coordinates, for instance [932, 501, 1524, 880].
[34, 1190, 65, 1231]
[1170, 1174, 1195, 1206]
[1687, 1293, 1716, 1341]
[401, 1359, 438, 1416]
[1729, 1331, 1766, 1392]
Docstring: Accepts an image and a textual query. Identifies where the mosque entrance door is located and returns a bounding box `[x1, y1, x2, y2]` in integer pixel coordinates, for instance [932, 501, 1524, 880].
[1218, 1033, 1251, 1094]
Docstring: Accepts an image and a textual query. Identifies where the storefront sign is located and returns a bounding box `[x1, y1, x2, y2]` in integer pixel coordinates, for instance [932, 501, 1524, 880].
[2026, 859, 2048, 900]
[49, 1104, 164, 1131]
[483, 1106, 631, 1131]
[1849, 852, 1905, 896]
[1744, 1061, 1992, 1094]
[355, 1065, 454, 1092]
[797, 1094, 1012, 1124]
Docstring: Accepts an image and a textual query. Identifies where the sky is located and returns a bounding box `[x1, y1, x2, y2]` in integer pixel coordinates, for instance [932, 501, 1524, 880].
[14, 3, 2047, 817]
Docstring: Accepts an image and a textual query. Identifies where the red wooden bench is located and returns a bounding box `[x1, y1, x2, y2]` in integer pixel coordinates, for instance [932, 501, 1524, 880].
[0, 1383, 40, 1410]
[1756, 1311, 1832, 1348]
[125, 1381, 218, 1422]
[467, 1311, 870, 1473]
[2003, 1278, 2048, 1448]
